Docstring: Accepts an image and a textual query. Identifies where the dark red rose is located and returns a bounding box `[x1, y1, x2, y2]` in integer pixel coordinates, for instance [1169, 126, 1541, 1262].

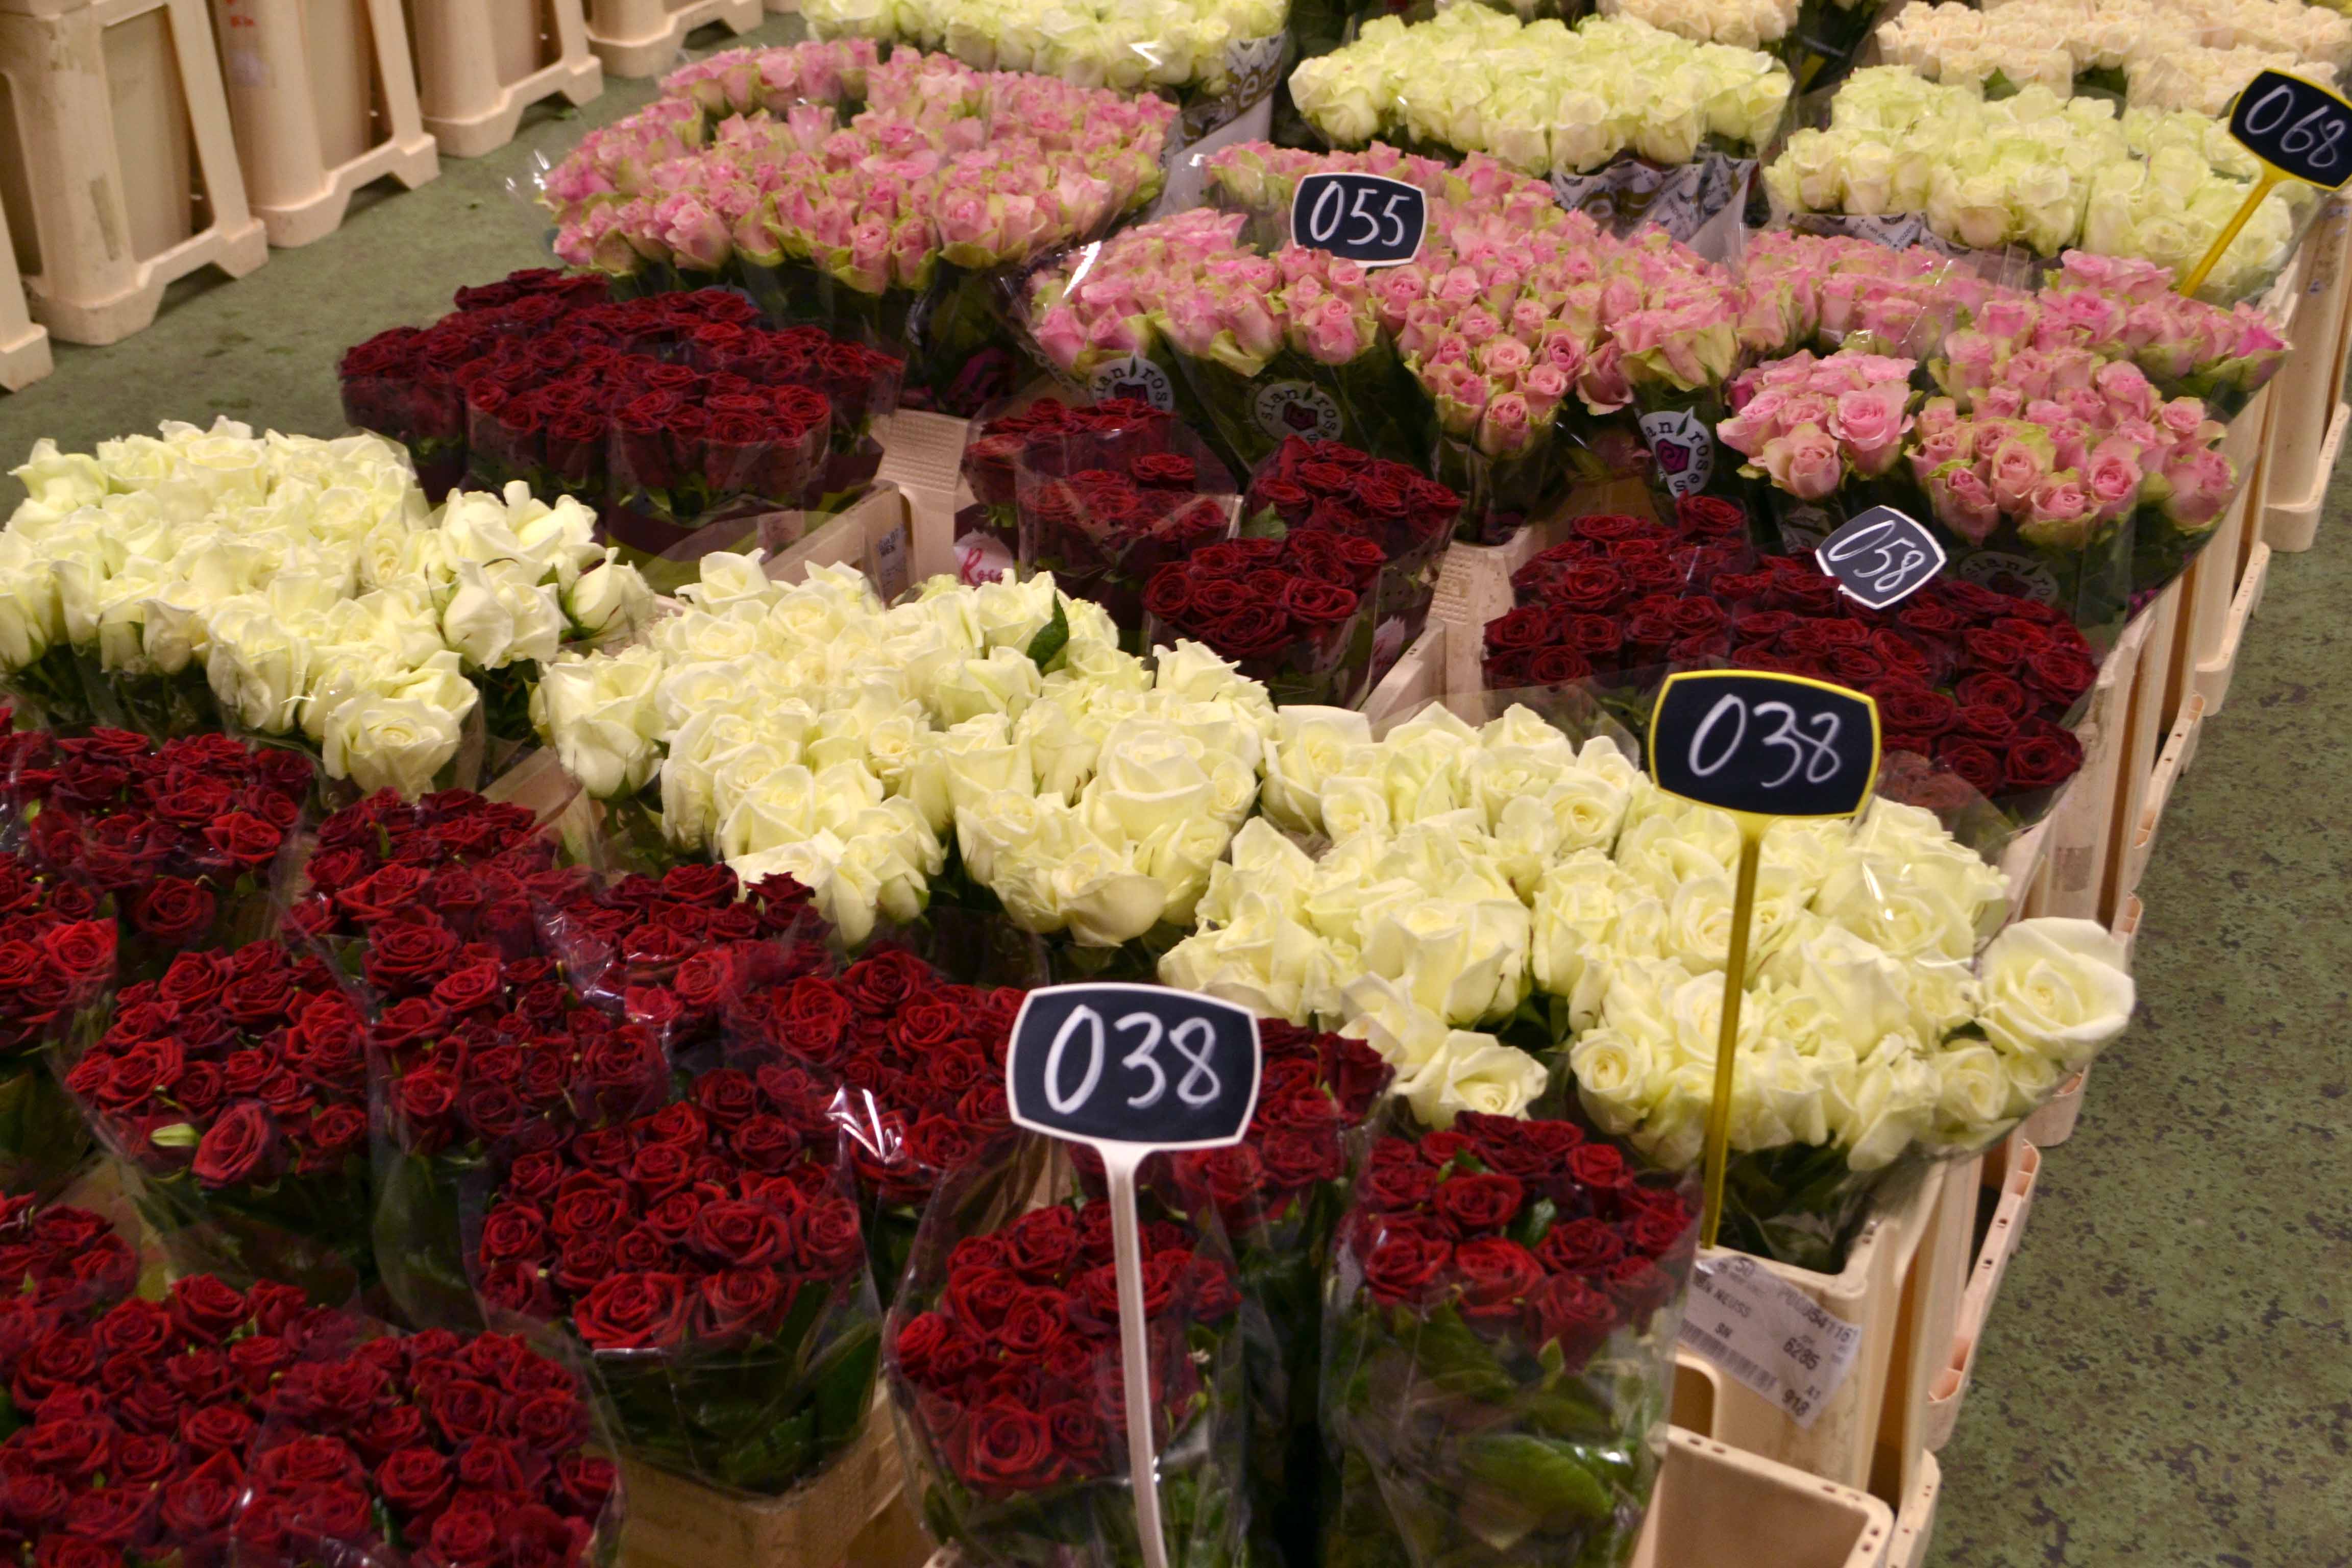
[374, 1446, 454, 1521]
[960, 1398, 1061, 1492]
[687, 1199, 789, 1269]
[1537, 1216, 1625, 1275]
[130, 879, 215, 943]
[1937, 738, 2007, 798]
[191, 1102, 276, 1188]
[1363, 1221, 1452, 1306]
[794, 1197, 865, 1277]
[1524, 1273, 1620, 1363]
[1453, 1237, 1545, 1320]
[571, 1272, 690, 1352]
[1605, 1255, 1675, 1317]
[1430, 1173, 1525, 1237]
[2004, 730, 2082, 791]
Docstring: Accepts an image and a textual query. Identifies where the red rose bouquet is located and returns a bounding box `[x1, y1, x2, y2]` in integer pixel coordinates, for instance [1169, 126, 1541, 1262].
[722, 949, 1020, 1302]
[2, 724, 315, 969]
[285, 787, 568, 967]
[1166, 1021, 1392, 1565]
[1321, 1112, 1698, 1568]
[0, 852, 113, 1196]
[232, 1324, 621, 1568]
[59, 939, 374, 1301]
[0, 1243, 623, 1568]
[0, 1194, 140, 1314]
[957, 397, 1168, 581]
[885, 1142, 1250, 1568]
[1482, 500, 2093, 818]
[472, 1062, 881, 1497]
[1007, 412, 1240, 640]
[1245, 437, 1461, 691]
[1143, 534, 1387, 707]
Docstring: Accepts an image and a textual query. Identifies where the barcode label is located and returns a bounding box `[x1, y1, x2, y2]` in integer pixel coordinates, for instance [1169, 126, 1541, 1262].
[1678, 1256, 1863, 1429]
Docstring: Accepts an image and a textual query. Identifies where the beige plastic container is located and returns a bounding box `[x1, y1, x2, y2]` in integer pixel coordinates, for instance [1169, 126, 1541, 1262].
[617, 1393, 922, 1568]
[2032, 603, 2153, 922]
[1362, 624, 1444, 729]
[0, 194, 49, 390]
[874, 407, 971, 555]
[401, 0, 600, 158]
[760, 482, 955, 602]
[1923, 1137, 2042, 1451]
[585, 0, 759, 78]
[1671, 1160, 1947, 1499]
[209, 0, 438, 247]
[0, 0, 270, 345]
[1888, 1448, 1942, 1568]
[2103, 581, 2185, 922]
[2192, 542, 2271, 717]
[2262, 196, 2352, 553]
[2122, 692, 2202, 904]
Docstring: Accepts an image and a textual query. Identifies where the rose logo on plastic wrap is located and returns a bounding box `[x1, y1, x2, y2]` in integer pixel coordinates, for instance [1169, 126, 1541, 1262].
[1254, 381, 1343, 442]
[1085, 354, 1177, 413]
[1638, 409, 1714, 498]
[1957, 550, 2063, 606]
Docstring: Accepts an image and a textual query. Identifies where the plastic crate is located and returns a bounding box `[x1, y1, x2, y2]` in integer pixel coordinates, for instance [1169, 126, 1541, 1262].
[1923, 1138, 2042, 1451]
[0, 0, 270, 345]
[2192, 542, 2271, 718]
[1888, 1449, 1941, 1568]
[402, 0, 600, 157]
[0, 195, 48, 390]
[2261, 196, 2352, 553]
[585, 0, 759, 77]
[210, 0, 438, 247]
[2121, 694, 2203, 905]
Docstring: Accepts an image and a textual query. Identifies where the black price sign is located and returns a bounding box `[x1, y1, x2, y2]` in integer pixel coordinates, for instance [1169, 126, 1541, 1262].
[1291, 173, 1426, 268]
[1006, 984, 1261, 1152]
[1649, 671, 1881, 820]
[1815, 505, 1946, 609]
[2230, 69, 2352, 189]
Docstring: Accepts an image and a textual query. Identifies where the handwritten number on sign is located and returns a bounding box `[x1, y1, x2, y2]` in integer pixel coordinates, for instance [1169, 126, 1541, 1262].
[2243, 80, 2346, 171]
[2228, 70, 2352, 189]
[1651, 671, 1880, 820]
[1822, 519, 1929, 597]
[1037, 1001, 1229, 1120]
[1690, 696, 1844, 790]
[1814, 506, 1945, 609]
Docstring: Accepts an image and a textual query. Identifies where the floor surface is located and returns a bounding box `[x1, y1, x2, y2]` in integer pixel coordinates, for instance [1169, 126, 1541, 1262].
[0, 17, 2346, 1565]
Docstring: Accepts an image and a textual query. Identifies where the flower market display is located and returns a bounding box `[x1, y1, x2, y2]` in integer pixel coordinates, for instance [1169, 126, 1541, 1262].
[0, 421, 654, 793]
[1288, 11, 1792, 233]
[0, 849, 110, 1196]
[1874, 0, 2352, 115]
[543, 41, 1175, 414]
[1763, 68, 2313, 300]
[797, 0, 1291, 134]
[1025, 143, 1746, 538]
[340, 273, 904, 584]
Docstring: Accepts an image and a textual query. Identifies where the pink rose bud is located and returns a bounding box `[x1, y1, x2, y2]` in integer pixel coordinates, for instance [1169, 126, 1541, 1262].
[1831, 385, 1912, 479]
[1931, 465, 2003, 544]
[1988, 436, 2050, 512]
[1476, 392, 1536, 458]
[2160, 447, 2235, 529]
[1759, 424, 1844, 501]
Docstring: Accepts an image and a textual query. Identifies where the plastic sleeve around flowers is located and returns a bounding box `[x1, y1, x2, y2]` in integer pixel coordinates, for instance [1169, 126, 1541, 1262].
[1012, 423, 1239, 640]
[1318, 1106, 1698, 1568]
[224, 1310, 628, 1568]
[884, 1135, 1253, 1568]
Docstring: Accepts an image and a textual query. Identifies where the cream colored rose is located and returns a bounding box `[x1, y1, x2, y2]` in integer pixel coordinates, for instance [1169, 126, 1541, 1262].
[1261, 705, 1371, 835]
[324, 689, 468, 798]
[1400, 1033, 1550, 1128]
[1974, 918, 2134, 1066]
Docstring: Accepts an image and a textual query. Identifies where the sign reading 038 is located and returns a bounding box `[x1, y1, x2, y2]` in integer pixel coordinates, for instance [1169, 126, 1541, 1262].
[1648, 670, 1882, 821]
[1005, 984, 1262, 1152]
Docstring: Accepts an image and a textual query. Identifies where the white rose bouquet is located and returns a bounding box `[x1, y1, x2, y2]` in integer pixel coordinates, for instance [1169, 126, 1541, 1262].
[0, 422, 653, 797]
[1161, 700, 2134, 1267]
[802, 0, 1289, 134]
[532, 553, 1281, 953]
[1290, 11, 1792, 215]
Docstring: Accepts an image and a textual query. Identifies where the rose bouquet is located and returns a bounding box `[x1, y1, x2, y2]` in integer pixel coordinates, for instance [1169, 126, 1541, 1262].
[1737, 232, 2006, 359]
[1485, 523, 2098, 814]
[799, 0, 1290, 137]
[0, 725, 314, 969]
[0, 852, 112, 1197]
[1008, 411, 1241, 638]
[1290, 11, 1792, 239]
[1166, 1020, 1391, 1564]
[1874, 0, 2352, 114]
[342, 277, 903, 589]
[232, 1324, 621, 1568]
[1913, 347, 2239, 617]
[1320, 1110, 1698, 1568]
[0, 1193, 141, 1308]
[2037, 251, 2287, 418]
[960, 398, 1167, 582]
[1716, 348, 1920, 532]
[544, 44, 1174, 415]
[285, 786, 569, 959]
[722, 948, 1020, 1300]
[60, 940, 375, 1300]
[1245, 436, 1460, 685]
[1600, 0, 1802, 54]
[472, 1061, 881, 1497]
[0, 1256, 623, 1568]
[532, 560, 1281, 952]
[1763, 69, 2312, 302]
[1141, 532, 1387, 707]
[885, 1142, 1250, 1568]
[1, 421, 657, 793]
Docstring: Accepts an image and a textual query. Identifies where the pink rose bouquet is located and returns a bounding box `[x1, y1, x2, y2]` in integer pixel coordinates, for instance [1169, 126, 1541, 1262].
[2002, 250, 2287, 419]
[1719, 349, 1919, 499]
[544, 43, 1174, 415]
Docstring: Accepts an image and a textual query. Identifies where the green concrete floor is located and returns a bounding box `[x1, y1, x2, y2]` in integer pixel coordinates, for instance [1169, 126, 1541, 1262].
[2, 18, 2348, 1564]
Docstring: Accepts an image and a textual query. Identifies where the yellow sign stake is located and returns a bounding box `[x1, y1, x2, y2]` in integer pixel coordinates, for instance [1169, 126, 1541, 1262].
[1700, 817, 1765, 1250]
[2178, 170, 2281, 299]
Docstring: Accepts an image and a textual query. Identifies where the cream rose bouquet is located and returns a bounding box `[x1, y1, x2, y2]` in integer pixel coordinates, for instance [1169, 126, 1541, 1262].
[1290, 10, 1791, 237]
[802, 0, 1289, 135]
[532, 553, 1280, 954]
[0, 422, 652, 796]
[1160, 701, 2134, 1268]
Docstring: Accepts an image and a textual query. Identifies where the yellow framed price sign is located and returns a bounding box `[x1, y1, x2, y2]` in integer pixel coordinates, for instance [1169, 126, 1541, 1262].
[2182, 69, 2352, 297]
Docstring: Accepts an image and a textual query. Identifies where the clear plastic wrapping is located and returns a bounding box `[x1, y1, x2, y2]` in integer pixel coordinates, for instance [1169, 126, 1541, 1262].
[884, 1134, 1252, 1568]
[471, 1061, 883, 1498]
[1319, 1107, 1698, 1568]
[0, 846, 112, 1197]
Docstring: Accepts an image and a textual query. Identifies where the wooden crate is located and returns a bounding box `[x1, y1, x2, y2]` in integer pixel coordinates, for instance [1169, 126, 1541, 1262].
[1922, 1138, 2043, 1452]
[209, 0, 438, 247]
[0, 0, 270, 345]
[617, 1395, 922, 1568]
[401, 0, 601, 158]
[2119, 694, 2203, 909]
[1360, 623, 1443, 729]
